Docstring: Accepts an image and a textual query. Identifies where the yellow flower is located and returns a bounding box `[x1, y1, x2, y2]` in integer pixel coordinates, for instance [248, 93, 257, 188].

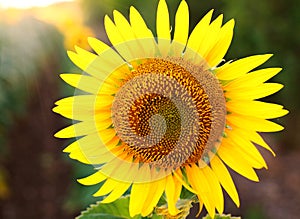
[53, 0, 288, 218]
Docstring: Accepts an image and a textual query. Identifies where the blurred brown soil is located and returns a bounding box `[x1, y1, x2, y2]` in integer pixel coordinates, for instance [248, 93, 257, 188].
[0, 65, 73, 218]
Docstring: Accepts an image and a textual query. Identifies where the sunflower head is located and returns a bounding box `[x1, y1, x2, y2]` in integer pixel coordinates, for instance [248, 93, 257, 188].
[53, 0, 288, 218]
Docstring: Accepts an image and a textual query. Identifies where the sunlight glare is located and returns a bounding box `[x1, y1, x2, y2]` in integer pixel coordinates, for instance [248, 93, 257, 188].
[0, 0, 74, 9]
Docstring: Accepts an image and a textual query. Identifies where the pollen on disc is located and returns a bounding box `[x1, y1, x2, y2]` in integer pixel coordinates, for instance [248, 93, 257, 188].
[111, 58, 226, 170]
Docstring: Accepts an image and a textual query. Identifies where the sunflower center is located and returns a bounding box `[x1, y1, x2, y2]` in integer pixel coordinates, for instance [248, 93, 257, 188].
[112, 58, 226, 169]
[128, 94, 182, 161]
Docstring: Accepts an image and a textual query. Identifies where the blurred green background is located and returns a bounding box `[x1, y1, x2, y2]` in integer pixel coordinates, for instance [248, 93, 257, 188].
[0, 0, 299, 218]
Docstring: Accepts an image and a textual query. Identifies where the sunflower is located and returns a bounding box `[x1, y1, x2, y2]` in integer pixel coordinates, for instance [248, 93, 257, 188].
[53, 0, 288, 218]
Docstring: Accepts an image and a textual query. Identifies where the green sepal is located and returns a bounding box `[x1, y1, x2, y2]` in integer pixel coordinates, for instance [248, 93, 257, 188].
[202, 214, 241, 219]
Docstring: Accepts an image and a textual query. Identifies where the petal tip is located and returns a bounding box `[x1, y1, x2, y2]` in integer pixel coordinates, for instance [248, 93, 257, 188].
[77, 178, 86, 185]
[104, 14, 111, 23]
[67, 50, 76, 58]
[265, 53, 274, 59]
[59, 73, 72, 83]
[52, 106, 59, 113]
[63, 146, 72, 153]
[253, 176, 260, 182]
[112, 9, 121, 17]
[87, 36, 95, 44]
[228, 18, 235, 27]
[129, 6, 139, 16]
[54, 130, 62, 138]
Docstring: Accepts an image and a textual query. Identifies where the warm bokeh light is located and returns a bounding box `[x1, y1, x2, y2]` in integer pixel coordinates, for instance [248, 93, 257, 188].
[0, 0, 73, 9]
[0, 0, 94, 50]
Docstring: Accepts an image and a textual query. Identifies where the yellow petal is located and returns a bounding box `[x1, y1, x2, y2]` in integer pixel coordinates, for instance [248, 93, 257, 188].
[216, 54, 273, 80]
[129, 183, 150, 217]
[54, 95, 86, 106]
[63, 134, 119, 164]
[210, 156, 240, 207]
[69, 150, 90, 164]
[54, 121, 97, 138]
[67, 138, 117, 164]
[67, 50, 96, 71]
[173, 0, 189, 46]
[200, 162, 224, 214]
[99, 128, 117, 144]
[227, 101, 288, 119]
[198, 202, 204, 216]
[95, 95, 114, 109]
[227, 129, 269, 167]
[104, 15, 134, 60]
[69, 144, 119, 165]
[93, 178, 119, 197]
[106, 136, 121, 149]
[104, 15, 123, 46]
[231, 126, 275, 156]
[63, 133, 112, 154]
[224, 68, 282, 90]
[95, 146, 126, 164]
[98, 80, 120, 95]
[141, 177, 166, 216]
[68, 49, 125, 82]
[130, 6, 154, 39]
[77, 171, 107, 186]
[63, 140, 78, 153]
[173, 169, 183, 204]
[226, 113, 284, 132]
[92, 57, 126, 83]
[199, 14, 223, 59]
[222, 136, 267, 169]
[88, 37, 110, 55]
[187, 9, 214, 54]
[104, 15, 147, 61]
[113, 10, 136, 41]
[225, 83, 284, 100]
[53, 95, 96, 121]
[186, 165, 215, 218]
[129, 7, 156, 58]
[95, 118, 113, 131]
[60, 74, 101, 94]
[217, 145, 259, 181]
[94, 111, 112, 124]
[113, 10, 149, 59]
[165, 174, 181, 215]
[101, 181, 131, 203]
[132, 164, 153, 183]
[75, 45, 98, 60]
[206, 19, 235, 67]
[99, 155, 136, 183]
[54, 95, 96, 108]
[156, 0, 170, 41]
[173, 169, 198, 194]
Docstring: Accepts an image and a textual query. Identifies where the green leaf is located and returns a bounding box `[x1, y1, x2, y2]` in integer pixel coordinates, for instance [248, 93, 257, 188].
[77, 196, 140, 219]
[180, 187, 196, 200]
[77, 196, 164, 219]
